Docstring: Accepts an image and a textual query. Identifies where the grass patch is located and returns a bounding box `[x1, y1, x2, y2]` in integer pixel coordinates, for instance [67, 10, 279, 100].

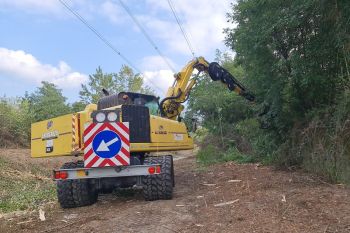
[197, 145, 222, 165]
[195, 166, 209, 173]
[222, 148, 256, 164]
[197, 145, 256, 166]
[0, 157, 56, 213]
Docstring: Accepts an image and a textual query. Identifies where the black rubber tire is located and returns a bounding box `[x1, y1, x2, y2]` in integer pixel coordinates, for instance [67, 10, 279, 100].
[57, 161, 98, 208]
[171, 156, 175, 187]
[142, 155, 174, 201]
[57, 162, 76, 208]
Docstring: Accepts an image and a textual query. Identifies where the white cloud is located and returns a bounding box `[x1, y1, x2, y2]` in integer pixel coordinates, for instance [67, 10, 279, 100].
[100, 1, 126, 24]
[139, 55, 178, 96]
[140, 55, 178, 71]
[0, 0, 127, 22]
[143, 69, 174, 97]
[102, 0, 231, 58]
[142, 0, 232, 57]
[0, 0, 63, 15]
[0, 48, 88, 88]
[0, 0, 99, 19]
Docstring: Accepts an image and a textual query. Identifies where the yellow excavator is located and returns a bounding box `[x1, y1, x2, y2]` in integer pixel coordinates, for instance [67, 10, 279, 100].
[31, 57, 254, 208]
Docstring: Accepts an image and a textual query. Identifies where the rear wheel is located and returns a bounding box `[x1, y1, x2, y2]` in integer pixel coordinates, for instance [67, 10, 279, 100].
[57, 161, 98, 208]
[142, 155, 174, 201]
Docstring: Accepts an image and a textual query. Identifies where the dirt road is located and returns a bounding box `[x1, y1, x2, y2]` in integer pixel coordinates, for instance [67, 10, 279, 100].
[1, 150, 350, 233]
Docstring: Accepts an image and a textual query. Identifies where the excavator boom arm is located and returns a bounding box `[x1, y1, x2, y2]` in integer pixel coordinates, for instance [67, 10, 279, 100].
[160, 57, 255, 120]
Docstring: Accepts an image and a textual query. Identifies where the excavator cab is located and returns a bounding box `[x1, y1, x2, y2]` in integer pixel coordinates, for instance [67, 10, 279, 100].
[97, 91, 160, 115]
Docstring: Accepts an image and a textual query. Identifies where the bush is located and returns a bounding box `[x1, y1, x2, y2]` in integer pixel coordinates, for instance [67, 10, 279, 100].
[221, 147, 256, 163]
[276, 92, 350, 182]
[0, 82, 74, 148]
[197, 144, 222, 165]
[0, 98, 33, 148]
[197, 142, 256, 165]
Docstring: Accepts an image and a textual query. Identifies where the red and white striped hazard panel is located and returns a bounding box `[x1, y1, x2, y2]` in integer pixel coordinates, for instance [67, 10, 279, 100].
[83, 122, 130, 168]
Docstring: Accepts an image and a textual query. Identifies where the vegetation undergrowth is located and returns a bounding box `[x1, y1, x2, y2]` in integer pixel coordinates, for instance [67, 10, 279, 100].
[197, 144, 256, 166]
[0, 156, 56, 213]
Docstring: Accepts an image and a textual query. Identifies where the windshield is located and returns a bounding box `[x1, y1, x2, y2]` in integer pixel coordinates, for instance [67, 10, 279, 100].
[145, 101, 159, 115]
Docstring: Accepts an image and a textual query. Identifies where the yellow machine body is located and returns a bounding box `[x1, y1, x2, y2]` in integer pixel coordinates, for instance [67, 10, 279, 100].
[31, 104, 193, 158]
[31, 113, 75, 158]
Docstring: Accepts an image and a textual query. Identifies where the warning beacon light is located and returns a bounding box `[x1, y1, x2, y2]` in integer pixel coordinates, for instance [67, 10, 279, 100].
[91, 110, 120, 123]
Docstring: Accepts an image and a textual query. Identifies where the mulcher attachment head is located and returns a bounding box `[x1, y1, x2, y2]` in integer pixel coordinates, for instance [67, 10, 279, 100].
[208, 62, 255, 102]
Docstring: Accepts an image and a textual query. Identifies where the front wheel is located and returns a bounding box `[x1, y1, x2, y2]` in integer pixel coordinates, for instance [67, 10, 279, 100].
[142, 155, 174, 201]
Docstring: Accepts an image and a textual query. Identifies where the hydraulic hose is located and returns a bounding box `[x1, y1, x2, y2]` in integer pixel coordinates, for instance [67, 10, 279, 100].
[159, 90, 182, 117]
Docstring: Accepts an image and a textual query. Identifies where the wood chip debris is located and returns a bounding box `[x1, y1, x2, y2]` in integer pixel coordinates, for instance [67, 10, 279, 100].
[214, 199, 239, 207]
[17, 219, 33, 225]
[39, 209, 46, 221]
[64, 213, 78, 220]
[281, 195, 286, 202]
[176, 204, 185, 207]
[202, 183, 216, 186]
[227, 179, 242, 183]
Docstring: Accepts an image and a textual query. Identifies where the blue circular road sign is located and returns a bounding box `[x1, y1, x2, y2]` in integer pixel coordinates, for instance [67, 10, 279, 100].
[92, 130, 122, 159]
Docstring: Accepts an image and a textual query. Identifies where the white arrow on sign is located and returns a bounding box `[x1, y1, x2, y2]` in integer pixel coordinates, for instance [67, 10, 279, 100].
[96, 137, 119, 152]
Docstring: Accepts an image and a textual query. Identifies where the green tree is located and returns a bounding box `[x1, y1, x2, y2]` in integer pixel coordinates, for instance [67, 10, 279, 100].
[0, 97, 34, 147]
[80, 65, 155, 104]
[220, 0, 350, 178]
[26, 81, 71, 122]
[224, 0, 350, 138]
[79, 66, 116, 104]
[190, 0, 350, 179]
[70, 101, 86, 112]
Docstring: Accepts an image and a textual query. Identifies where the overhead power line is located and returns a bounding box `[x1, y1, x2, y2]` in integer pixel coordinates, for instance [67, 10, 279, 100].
[167, 0, 196, 57]
[118, 0, 176, 73]
[57, 0, 164, 93]
[58, 0, 137, 72]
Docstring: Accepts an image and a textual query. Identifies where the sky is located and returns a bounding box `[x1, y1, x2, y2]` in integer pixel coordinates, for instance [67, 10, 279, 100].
[0, 0, 233, 102]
